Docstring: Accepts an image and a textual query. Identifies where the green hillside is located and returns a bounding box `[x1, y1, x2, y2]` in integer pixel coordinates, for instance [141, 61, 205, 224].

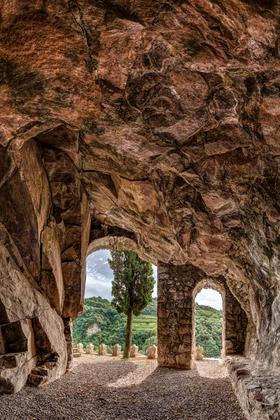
[73, 297, 222, 357]
[195, 304, 223, 357]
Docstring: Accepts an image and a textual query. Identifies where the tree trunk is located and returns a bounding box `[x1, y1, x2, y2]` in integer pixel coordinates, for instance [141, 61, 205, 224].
[123, 308, 133, 358]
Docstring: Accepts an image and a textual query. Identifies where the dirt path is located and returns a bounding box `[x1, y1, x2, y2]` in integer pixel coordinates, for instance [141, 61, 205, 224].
[0, 357, 245, 420]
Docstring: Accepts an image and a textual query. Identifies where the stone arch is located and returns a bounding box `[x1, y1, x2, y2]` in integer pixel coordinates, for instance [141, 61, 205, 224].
[88, 220, 155, 263]
[84, 219, 155, 304]
[88, 236, 141, 257]
[157, 263, 249, 370]
[193, 277, 248, 359]
[75, 234, 155, 360]
[192, 279, 225, 360]
[85, 232, 154, 300]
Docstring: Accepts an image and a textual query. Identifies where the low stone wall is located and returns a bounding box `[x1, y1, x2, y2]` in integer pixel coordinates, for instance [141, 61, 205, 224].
[225, 356, 280, 420]
[73, 343, 158, 359]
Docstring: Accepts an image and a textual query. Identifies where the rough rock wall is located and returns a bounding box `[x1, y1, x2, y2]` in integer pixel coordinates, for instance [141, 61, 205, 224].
[0, 130, 90, 393]
[0, 224, 67, 392]
[158, 262, 248, 368]
[0, 0, 280, 391]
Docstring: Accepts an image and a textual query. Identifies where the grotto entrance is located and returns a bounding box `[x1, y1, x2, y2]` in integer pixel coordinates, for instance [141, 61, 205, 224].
[73, 245, 157, 358]
[193, 287, 223, 360]
[73, 248, 125, 356]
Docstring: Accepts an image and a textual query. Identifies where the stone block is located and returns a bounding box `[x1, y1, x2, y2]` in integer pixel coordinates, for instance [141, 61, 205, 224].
[86, 343, 94, 354]
[112, 344, 121, 356]
[130, 345, 138, 357]
[77, 343, 84, 354]
[195, 345, 204, 361]
[147, 345, 158, 359]
[98, 343, 107, 356]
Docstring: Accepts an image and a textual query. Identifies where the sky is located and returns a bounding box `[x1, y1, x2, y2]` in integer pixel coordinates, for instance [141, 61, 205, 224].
[85, 250, 222, 310]
[85, 250, 157, 300]
[195, 288, 222, 310]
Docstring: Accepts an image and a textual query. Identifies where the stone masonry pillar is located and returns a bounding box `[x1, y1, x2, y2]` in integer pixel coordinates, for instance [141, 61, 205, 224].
[224, 285, 248, 356]
[157, 262, 204, 369]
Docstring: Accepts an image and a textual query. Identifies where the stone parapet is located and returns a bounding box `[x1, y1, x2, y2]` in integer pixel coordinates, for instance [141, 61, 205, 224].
[130, 345, 138, 358]
[147, 345, 158, 359]
[112, 344, 121, 357]
[86, 344, 94, 354]
[98, 344, 107, 356]
[226, 356, 280, 420]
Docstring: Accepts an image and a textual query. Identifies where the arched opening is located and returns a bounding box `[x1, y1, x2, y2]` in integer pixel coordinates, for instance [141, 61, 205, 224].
[191, 277, 249, 364]
[73, 246, 158, 358]
[194, 288, 223, 360]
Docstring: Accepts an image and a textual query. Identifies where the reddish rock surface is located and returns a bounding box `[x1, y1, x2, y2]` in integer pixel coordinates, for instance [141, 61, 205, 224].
[0, 1, 280, 418]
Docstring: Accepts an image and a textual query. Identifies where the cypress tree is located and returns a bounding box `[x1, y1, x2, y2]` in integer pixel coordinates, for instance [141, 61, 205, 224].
[109, 250, 155, 358]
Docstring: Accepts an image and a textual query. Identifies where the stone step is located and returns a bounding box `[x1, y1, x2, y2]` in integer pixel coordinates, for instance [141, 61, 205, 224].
[28, 373, 46, 387]
[30, 366, 49, 376]
[27, 365, 50, 387]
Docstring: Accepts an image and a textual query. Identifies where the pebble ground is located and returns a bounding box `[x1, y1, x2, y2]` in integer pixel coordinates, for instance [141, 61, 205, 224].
[0, 356, 245, 420]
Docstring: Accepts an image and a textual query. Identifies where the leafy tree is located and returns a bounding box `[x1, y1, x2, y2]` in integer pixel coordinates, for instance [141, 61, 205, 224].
[73, 298, 223, 357]
[195, 303, 223, 357]
[109, 251, 155, 358]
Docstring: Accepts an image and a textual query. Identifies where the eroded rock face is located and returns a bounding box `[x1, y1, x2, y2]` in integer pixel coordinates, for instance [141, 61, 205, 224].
[0, 0, 280, 400]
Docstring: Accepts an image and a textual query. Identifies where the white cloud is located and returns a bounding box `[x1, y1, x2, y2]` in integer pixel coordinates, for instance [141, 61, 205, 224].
[152, 265, 157, 298]
[86, 251, 222, 311]
[85, 250, 158, 300]
[85, 251, 222, 311]
[195, 288, 222, 310]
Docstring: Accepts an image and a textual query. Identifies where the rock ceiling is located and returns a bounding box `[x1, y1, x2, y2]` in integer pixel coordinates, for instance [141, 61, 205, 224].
[1, 1, 280, 315]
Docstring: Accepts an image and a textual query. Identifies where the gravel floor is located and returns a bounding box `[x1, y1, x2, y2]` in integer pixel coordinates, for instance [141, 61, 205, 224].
[0, 356, 245, 420]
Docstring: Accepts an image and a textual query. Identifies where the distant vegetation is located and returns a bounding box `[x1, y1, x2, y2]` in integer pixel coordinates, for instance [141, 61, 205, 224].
[73, 297, 222, 357]
[195, 303, 223, 358]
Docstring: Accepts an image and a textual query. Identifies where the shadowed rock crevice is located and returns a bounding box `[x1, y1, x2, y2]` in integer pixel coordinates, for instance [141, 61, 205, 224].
[0, 321, 28, 355]
[27, 317, 60, 387]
